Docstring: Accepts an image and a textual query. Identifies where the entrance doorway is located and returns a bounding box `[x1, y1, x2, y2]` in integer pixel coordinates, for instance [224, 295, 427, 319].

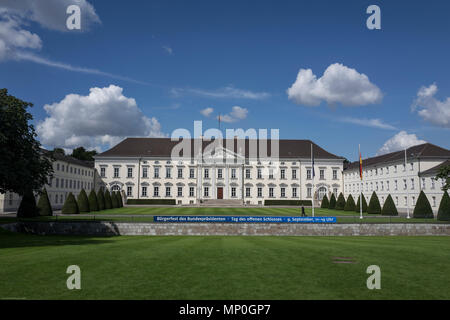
[217, 187, 223, 199]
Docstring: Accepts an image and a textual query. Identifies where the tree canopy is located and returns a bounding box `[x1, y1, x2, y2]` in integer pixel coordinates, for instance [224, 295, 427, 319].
[71, 147, 98, 161]
[435, 164, 450, 192]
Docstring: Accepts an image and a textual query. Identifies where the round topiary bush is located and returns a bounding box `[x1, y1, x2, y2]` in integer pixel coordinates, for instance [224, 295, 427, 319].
[335, 193, 346, 210]
[367, 191, 381, 214]
[97, 188, 105, 211]
[344, 194, 355, 211]
[77, 189, 90, 213]
[381, 194, 398, 216]
[88, 190, 99, 212]
[355, 193, 368, 213]
[111, 191, 119, 208]
[437, 191, 450, 221]
[104, 190, 112, 209]
[413, 190, 434, 219]
[62, 192, 79, 214]
[321, 195, 329, 208]
[328, 193, 337, 209]
[17, 190, 39, 218]
[37, 188, 53, 216]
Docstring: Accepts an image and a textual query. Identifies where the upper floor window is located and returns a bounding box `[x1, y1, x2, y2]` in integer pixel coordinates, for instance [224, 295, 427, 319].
[333, 169, 337, 180]
[292, 169, 297, 180]
[177, 168, 183, 179]
[100, 167, 106, 178]
[166, 167, 171, 178]
[127, 167, 133, 178]
[307, 169, 311, 180]
[246, 168, 251, 179]
[114, 167, 119, 178]
[319, 169, 325, 180]
[281, 169, 286, 179]
[154, 167, 160, 178]
[231, 168, 237, 179]
[410, 163, 414, 171]
[257, 168, 262, 179]
[204, 168, 209, 179]
[142, 167, 148, 178]
[189, 168, 195, 179]
[269, 168, 274, 179]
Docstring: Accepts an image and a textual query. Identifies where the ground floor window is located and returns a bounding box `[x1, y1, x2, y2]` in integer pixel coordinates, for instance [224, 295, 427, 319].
[318, 187, 327, 200]
[269, 187, 274, 198]
[257, 187, 262, 197]
[154, 186, 159, 197]
[246, 187, 251, 198]
[292, 187, 297, 198]
[189, 187, 195, 197]
[231, 187, 236, 198]
[127, 186, 132, 197]
[204, 187, 209, 197]
[142, 186, 147, 197]
[307, 187, 312, 198]
[280, 187, 286, 198]
[177, 187, 183, 197]
[166, 187, 171, 197]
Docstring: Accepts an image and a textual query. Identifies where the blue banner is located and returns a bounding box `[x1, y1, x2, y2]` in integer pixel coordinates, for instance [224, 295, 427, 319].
[153, 216, 337, 223]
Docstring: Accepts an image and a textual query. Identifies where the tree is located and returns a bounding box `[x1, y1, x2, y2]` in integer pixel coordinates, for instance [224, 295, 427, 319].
[344, 194, 355, 211]
[71, 147, 98, 162]
[437, 191, 450, 221]
[413, 191, 434, 219]
[117, 191, 123, 207]
[104, 190, 112, 209]
[335, 193, 346, 210]
[0, 89, 53, 195]
[368, 191, 381, 214]
[51, 148, 65, 156]
[435, 164, 450, 192]
[77, 189, 90, 213]
[37, 188, 53, 216]
[97, 188, 105, 211]
[62, 193, 79, 214]
[328, 193, 337, 209]
[321, 195, 329, 208]
[88, 190, 99, 212]
[111, 191, 119, 208]
[355, 193, 368, 213]
[381, 194, 398, 216]
[17, 190, 39, 218]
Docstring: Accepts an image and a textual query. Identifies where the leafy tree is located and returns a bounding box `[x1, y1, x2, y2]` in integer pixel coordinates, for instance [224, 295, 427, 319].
[435, 164, 450, 192]
[88, 190, 99, 212]
[37, 188, 53, 216]
[437, 191, 450, 221]
[71, 146, 98, 162]
[77, 189, 90, 213]
[97, 188, 105, 211]
[0, 89, 53, 195]
[104, 190, 112, 209]
[51, 148, 65, 156]
[328, 193, 337, 209]
[413, 191, 434, 218]
[381, 194, 398, 216]
[17, 190, 39, 218]
[335, 193, 346, 210]
[62, 193, 79, 214]
[111, 191, 119, 208]
[321, 195, 329, 208]
[344, 194, 355, 211]
[355, 193, 368, 213]
[368, 191, 381, 214]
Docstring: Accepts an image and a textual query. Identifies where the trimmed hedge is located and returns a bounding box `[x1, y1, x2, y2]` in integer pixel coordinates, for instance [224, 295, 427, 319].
[117, 192, 123, 207]
[344, 194, 355, 211]
[111, 191, 119, 208]
[17, 190, 39, 218]
[437, 191, 450, 221]
[62, 192, 79, 214]
[381, 194, 398, 216]
[321, 195, 329, 208]
[355, 193, 368, 213]
[97, 189, 105, 211]
[328, 193, 336, 209]
[127, 199, 176, 205]
[368, 191, 381, 214]
[104, 190, 112, 209]
[77, 189, 90, 213]
[413, 190, 434, 219]
[335, 193, 346, 210]
[264, 200, 313, 206]
[37, 188, 53, 216]
[88, 190, 99, 212]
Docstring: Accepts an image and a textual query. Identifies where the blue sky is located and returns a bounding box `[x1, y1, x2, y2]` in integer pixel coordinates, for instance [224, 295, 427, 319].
[1, 0, 449, 161]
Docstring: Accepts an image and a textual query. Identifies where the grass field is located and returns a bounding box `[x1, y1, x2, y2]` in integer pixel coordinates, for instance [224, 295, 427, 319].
[1, 228, 449, 299]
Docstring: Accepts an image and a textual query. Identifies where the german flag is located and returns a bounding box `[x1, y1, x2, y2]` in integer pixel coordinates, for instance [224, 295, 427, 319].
[359, 145, 363, 180]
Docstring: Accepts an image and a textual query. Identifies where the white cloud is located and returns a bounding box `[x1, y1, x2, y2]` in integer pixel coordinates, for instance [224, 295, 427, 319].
[412, 83, 450, 128]
[287, 63, 383, 107]
[172, 86, 270, 100]
[200, 107, 214, 117]
[338, 116, 396, 130]
[36, 85, 166, 151]
[162, 46, 173, 55]
[218, 106, 248, 123]
[377, 131, 426, 155]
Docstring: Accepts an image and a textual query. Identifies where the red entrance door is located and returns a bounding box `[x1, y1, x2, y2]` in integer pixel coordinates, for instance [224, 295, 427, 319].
[217, 187, 223, 199]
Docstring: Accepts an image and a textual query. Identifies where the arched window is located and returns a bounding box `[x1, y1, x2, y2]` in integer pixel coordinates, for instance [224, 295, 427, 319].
[111, 185, 121, 192]
[318, 187, 327, 200]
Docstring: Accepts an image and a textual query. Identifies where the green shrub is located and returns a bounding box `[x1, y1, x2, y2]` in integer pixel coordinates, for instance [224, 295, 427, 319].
[37, 188, 53, 216]
[413, 191, 434, 218]
[264, 200, 313, 206]
[111, 191, 119, 208]
[88, 190, 99, 212]
[126, 199, 176, 205]
[354, 193, 368, 213]
[328, 193, 336, 209]
[381, 194, 398, 216]
[77, 189, 90, 213]
[321, 195, 329, 208]
[344, 194, 355, 211]
[367, 192, 381, 214]
[62, 192, 79, 214]
[97, 189, 105, 211]
[437, 191, 450, 221]
[118, 192, 123, 207]
[17, 190, 39, 218]
[104, 190, 112, 209]
[335, 193, 346, 210]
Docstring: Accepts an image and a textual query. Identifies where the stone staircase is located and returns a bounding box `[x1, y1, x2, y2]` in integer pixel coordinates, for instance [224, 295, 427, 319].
[199, 199, 244, 207]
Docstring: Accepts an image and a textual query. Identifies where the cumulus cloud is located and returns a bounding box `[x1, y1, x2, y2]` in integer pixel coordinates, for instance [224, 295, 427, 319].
[287, 63, 383, 107]
[36, 85, 165, 151]
[377, 131, 426, 155]
[218, 106, 248, 123]
[200, 107, 214, 117]
[338, 116, 396, 130]
[412, 83, 450, 128]
[172, 86, 270, 100]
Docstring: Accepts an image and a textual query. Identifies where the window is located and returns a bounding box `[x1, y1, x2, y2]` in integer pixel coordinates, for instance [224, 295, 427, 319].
[333, 170, 337, 180]
[307, 169, 311, 180]
[246, 187, 251, 197]
[166, 167, 171, 178]
[422, 178, 426, 190]
[269, 169, 274, 179]
[56, 178, 59, 188]
[143, 167, 148, 178]
[394, 165, 397, 173]
[70, 167, 73, 174]
[404, 196, 408, 206]
[189, 187, 195, 197]
[403, 179, 407, 190]
[178, 168, 183, 178]
[257, 187, 262, 197]
[70, 180, 72, 189]
[100, 167, 106, 177]
[386, 167, 389, 174]
[127, 167, 133, 178]
[411, 178, 415, 190]
[189, 168, 195, 179]
[154, 186, 159, 197]
[127, 186, 132, 197]
[333, 187, 337, 195]
[380, 168, 383, 175]
[218, 168, 223, 179]
[246, 169, 251, 179]
[269, 187, 274, 198]
[177, 187, 183, 197]
[307, 187, 312, 198]
[231, 168, 236, 179]
[114, 167, 119, 178]
[165, 187, 171, 197]
[410, 163, 414, 171]
[386, 181, 390, 191]
[281, 187, 286, 198]
[395, 197, 399, 206]
[381, 181, 384, 191]
[376, 182, 378, 191]
[292, 187, 297, 198]
[62, 165, 65, 172]
[281, 169, 286, 179]
[204, 187, 209, 197]
[154, 167, 160, 178]
[320, 169, 324, 180]
[204, 169, 209, 179]
[231, 187, 236, 197]
[292, 169, 297, 180]
[432, 196, 436, 207]
[403, 164, 406, 172]
[431, 179, 435, 189]
[412, 196, 416, 205]
[142, 186, 147, 197]
[394, 180, 398, 190]
[257, 168, 262, 179]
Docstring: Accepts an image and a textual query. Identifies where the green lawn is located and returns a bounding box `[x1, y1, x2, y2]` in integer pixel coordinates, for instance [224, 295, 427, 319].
[1, 228, 449, 299]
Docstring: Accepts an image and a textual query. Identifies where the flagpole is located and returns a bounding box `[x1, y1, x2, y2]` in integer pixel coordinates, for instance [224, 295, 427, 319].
[311, 143, 315, 218]
[359, 144, 363, 220]
[405, 149, 410, 219]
